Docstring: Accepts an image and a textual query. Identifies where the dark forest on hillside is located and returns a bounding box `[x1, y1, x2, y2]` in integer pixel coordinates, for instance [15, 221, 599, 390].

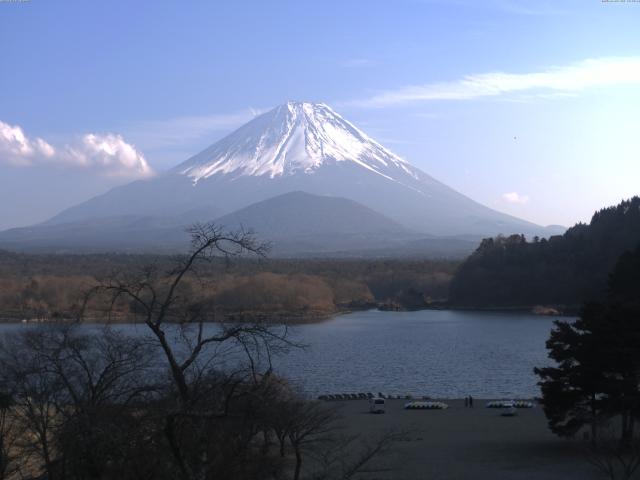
[449, 197, 640, 309]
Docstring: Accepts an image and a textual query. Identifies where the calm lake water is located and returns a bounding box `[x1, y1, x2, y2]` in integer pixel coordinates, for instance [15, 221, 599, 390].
[0, 309, 560, 399]
[277, 309, 558, 399]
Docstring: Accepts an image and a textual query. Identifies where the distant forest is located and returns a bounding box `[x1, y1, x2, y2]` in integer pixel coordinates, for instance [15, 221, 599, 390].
[4, 197, 639, 321]
[449, 197, 640, 309]
[0, 252, 458, 322]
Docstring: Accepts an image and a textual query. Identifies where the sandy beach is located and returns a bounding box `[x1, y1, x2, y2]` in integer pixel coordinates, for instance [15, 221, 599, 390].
[331, 399, 600, 480]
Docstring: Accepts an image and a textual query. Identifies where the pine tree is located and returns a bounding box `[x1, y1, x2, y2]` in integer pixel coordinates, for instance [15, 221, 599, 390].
[535, 244, 640, 441]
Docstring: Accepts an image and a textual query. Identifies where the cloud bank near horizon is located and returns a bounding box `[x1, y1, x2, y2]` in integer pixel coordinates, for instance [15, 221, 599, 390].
[0, 120, 153, 178]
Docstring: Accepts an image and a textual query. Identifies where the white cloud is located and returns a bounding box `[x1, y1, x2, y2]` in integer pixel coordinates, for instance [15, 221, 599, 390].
[0, 120, 153, 178]
[0, 121, 55, 166]
[65, 134, 153, 177]
[349, 57, 640, 107]
[502, 192, 530, 204]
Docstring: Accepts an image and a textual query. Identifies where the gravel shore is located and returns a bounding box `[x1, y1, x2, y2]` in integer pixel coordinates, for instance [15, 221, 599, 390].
[331, 399, 599, 480]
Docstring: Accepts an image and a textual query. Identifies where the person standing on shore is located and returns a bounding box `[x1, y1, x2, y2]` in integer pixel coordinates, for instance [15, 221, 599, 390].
[469, 395, 474, 408]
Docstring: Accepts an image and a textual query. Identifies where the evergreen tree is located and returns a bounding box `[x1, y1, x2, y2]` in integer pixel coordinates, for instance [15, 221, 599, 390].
[534, 303, 609, 439]
[535, 244, 640, 441]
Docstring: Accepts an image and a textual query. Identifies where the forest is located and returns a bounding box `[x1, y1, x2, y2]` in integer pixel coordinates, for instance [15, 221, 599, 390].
[3, 197, 639, 321]
[0, 249, 457, 322]
[449, 197, 640, 310]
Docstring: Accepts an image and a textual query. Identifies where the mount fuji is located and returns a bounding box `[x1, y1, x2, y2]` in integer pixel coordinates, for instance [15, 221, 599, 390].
[0, 102, 559, 255]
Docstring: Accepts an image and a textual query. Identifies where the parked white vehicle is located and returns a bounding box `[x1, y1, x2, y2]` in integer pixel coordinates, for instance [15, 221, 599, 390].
[369, 397, 386, 413]
[501, 407, 517, 417]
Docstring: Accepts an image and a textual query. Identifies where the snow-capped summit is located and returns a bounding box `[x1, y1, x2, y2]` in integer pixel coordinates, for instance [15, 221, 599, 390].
[40, 101, 547, 240]
[175, 101, 418, 183]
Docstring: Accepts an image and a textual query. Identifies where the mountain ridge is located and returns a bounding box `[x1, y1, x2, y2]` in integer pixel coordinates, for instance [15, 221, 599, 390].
[6, 101, 560, 253]
[0, 191, 479, 257]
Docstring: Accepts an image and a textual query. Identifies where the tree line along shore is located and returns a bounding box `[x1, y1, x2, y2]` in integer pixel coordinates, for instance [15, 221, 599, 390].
[1, 196, 639, 324]
[0, 252, 457, 323]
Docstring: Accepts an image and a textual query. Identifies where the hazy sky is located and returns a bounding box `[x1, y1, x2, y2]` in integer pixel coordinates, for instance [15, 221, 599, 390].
[1, 0, 639, 230]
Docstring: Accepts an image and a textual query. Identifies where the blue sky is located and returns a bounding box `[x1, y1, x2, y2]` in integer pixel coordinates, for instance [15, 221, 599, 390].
[1, 0, 639, 229]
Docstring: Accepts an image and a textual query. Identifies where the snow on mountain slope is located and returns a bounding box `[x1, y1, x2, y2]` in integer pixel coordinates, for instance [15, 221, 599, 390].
[176, 101, 421, 184]
[40, 101, 546, 239]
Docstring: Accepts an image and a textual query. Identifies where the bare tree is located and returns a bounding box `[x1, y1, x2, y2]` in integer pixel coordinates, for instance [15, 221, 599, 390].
[585, 421, 640, 480]
[266, 394, 401, 480]
[0, 224, 397, 480]
[0, 325, 158, 480]
[84, 223, 292, 406]
[283, 400, 340, 480]
[0, 392, 24, 480]
[81, 224, 302, 480]
[0, 329, 63, 480]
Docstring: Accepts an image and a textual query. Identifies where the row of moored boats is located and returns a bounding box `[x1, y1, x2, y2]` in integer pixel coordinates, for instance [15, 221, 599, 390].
[318, 393, 431, 401]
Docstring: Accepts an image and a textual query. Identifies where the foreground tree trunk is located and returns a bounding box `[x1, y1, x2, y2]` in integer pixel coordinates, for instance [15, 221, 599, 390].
[293, 447, 302, 480]
[591, 394, 598, 443]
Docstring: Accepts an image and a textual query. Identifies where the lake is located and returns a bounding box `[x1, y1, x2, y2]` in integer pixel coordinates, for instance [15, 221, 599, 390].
[0, 309, 560, 399]
[277, 309, 558, 399]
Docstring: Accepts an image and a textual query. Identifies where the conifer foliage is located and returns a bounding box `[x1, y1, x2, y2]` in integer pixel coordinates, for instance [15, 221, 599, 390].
[535, 244, 640, 441]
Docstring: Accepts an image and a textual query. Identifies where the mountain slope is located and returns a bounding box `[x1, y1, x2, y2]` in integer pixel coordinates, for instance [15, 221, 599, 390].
[0, 192, 480, 257]
[176, 102, 422, 182]
[0, 192, 475, 257]
[44, 102, 545, 238]
[216, 191, 410, 237]
[0, 100, 561, 259]
[214, 191, 422, 255]
[0, 215, 189, 253]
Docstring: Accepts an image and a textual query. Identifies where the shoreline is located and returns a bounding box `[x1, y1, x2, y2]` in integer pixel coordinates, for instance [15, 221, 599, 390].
[0, 303, 575, 325]
[422, 302, 579, 317]
[319, 396, 540, 402]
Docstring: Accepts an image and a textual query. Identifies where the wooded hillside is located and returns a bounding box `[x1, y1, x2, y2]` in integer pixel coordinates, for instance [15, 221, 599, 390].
[449, 197, 640, 308]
